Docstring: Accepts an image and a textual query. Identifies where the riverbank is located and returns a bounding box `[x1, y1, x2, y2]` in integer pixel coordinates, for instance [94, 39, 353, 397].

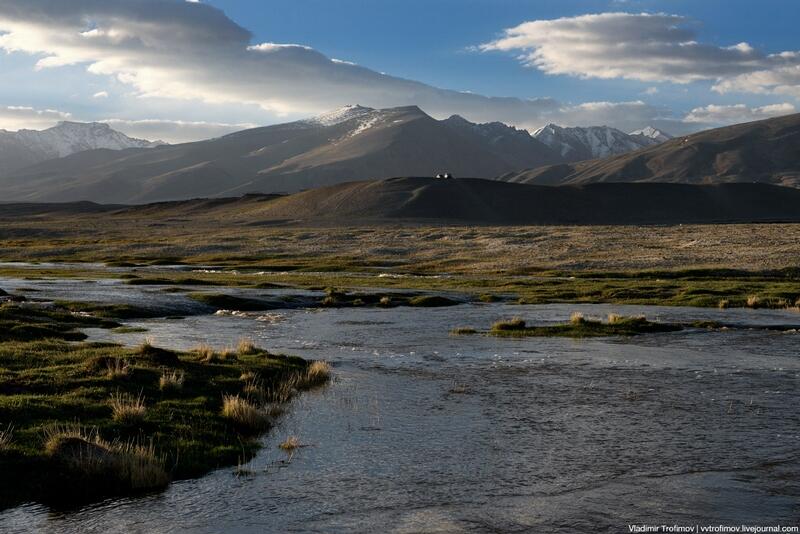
[0, 297, 329, 509]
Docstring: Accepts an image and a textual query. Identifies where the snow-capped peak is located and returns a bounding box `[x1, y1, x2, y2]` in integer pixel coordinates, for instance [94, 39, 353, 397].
[306, 105, 375, 127]
[8, 121, 161, 159]
[629, 126, 672, 143]
[532, 123, 661, 159]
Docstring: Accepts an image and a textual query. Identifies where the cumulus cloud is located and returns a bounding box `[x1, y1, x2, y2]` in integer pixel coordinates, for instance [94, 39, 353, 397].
[480, 12, 800, 97]
[0, 0, 566, 126]
[683, 103, 796, 125]
[101, 118, 257, 143]
[712, 57, 800, 98]
[0, 105, 71, 130]
[92, 90, 108, 98]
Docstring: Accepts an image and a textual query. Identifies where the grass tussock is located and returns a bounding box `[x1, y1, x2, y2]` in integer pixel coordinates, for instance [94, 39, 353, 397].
[278, 436, 301, 451]
[43, 424, 168, 492]
[221, 395, 270, 434]
[159, 370, 185, 392]
[408, 295, 459, 307]
[570, 311, 586, 325]
[237, 337, 258, 356]
[301, 361, 332, 388]
[195, 343, 238, 363]
[105, 358, 130, 379]
[491, 317, 527, 331]
[450, 327, 477, 335]
[110, 391, 147, 424]
[0, 424, 13, 451]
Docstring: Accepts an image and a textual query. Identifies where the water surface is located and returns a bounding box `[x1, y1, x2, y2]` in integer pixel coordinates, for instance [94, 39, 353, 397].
[1, 276, 799, 533]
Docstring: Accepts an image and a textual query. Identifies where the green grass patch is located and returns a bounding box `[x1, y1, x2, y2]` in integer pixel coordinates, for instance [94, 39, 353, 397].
[489, 313, 682, 338]
[0, 302, 326, 509]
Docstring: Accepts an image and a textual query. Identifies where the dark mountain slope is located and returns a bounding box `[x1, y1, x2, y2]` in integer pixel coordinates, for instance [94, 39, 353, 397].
[502, 113, 800, 187]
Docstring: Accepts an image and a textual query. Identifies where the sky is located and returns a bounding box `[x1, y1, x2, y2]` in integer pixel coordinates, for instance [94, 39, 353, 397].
[0, 0, 798, 142]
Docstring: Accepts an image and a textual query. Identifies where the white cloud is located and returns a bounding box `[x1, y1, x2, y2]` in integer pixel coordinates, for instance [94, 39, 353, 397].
[0, 103, 253, 142]
[480, 12, 800, 97]
[0, 105, 70, 130]
[0, 0, 565, 126]
[683, 103, 796, 125]
[92, 90, 108, 98]
[1, 2, 794, 137]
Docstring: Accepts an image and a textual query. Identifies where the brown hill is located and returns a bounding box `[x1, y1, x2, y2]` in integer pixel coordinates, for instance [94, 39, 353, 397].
[502, 113, 800, 187]
[222, 177, 800, 225]
[3, 177, 799, 226]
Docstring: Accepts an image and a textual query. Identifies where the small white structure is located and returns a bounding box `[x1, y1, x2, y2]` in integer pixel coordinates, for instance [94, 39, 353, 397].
[435, 173, 454, 179]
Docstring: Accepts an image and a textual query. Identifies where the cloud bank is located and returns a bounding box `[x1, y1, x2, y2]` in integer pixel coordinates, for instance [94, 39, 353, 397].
[0, 3, 795, 141]
[102, 118, 257, 143]
[480, 12, 800, 97]
[0, 0, 560, 124]
[0, 105, 71, 130]
[683, 103, 796, 125]
[0, 0, 678, 134]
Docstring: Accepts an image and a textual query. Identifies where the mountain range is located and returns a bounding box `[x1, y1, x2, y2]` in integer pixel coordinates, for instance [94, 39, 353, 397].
[502, 112, 800, 188]
[0, 105, 670, 203]
[0, 121, 161, 175]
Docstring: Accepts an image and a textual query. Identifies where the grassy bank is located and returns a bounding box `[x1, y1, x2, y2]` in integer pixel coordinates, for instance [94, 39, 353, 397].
[488, 313, 683, 338]
[0, 300, 329, 508]
[4, 263, 797, 312]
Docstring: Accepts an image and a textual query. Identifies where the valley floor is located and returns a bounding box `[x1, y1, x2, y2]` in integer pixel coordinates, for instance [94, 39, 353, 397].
[0, 210, 798, 309]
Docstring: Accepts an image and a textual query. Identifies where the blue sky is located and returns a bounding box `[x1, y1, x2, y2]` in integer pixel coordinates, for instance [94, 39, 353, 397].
[210, 0, 798, 105]
[0, 0, 798, 141]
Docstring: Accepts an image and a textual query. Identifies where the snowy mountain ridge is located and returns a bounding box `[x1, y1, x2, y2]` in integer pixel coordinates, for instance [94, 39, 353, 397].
[0, 121, 162, 174]
[532, 123, 668, 160]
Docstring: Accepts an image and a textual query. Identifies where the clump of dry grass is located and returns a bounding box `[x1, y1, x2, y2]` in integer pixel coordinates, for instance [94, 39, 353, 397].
[570, 311, 586, 325]
[0, 424, 13, 450]
[43, 424, 168, 490]
[196, 343, 238, 363]
[221, 394, 269, 433]
[491, 317, 526, 331]
[106, 358, 130, 379]
[242, 374, 265, 402]
[606, 313, 622, 324]
[302, 361, 331, 388]
[194, 343, 215, 361]
[237, 337, 258, 356]
[448, 383, 469, 394]
[450, 327, 477, 335]
[159, 370, 185, 392]
[220, 348, 238, 361]
[718, 299, 730, 309]
[746, 295, 762, 308]
[110, 391, 147, 424]
[138, 336, 156, 353]
[379, 296, 392, 307]
[278, 436, 301, 451]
